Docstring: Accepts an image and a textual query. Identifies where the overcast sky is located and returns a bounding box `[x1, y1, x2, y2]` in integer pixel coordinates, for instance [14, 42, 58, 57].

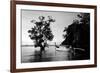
[21, 9, 80, 45]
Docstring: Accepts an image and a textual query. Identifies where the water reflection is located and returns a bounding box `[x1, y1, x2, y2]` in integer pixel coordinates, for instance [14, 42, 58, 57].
[21, 45, 88, 63]
[29, 50, 52, 62]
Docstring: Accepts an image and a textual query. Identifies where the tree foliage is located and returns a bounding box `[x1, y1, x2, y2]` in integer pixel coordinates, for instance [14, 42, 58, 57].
[28, 16, 55, 48]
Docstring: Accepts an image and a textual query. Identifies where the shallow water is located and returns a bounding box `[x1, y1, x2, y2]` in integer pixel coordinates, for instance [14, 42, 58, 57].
[21, 45, 87, 63]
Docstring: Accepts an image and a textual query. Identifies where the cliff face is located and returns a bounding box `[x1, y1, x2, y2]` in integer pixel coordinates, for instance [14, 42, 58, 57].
[62, 13, 90, 50]
[61, 23, 90, 49]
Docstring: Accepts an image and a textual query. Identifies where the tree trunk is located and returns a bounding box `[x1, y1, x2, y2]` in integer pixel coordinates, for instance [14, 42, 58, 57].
[40, 45, 45, 54]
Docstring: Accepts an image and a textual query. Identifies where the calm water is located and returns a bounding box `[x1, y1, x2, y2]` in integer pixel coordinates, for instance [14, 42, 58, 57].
[21, 45, 87, 63]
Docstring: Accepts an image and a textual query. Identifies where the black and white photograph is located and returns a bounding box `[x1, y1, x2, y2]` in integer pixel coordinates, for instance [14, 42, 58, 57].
[21, 10, 90, 63]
